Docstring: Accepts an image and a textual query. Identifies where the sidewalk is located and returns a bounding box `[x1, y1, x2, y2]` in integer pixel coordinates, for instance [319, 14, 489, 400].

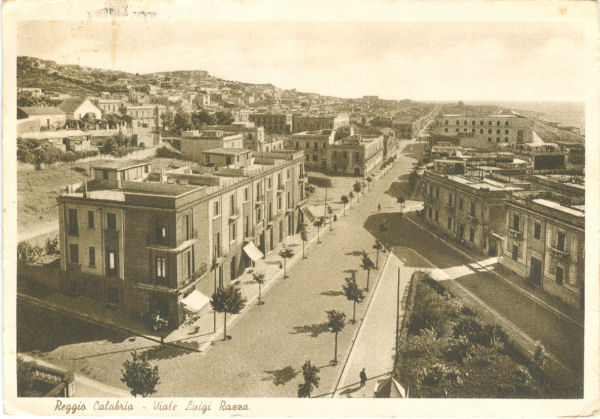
[406, 212, 583, 327]
[332, 251, 411, 398]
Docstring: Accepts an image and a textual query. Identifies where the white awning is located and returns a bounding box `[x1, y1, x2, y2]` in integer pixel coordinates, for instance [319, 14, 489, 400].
[181, 290, 210, 313]
[243, 241, 264, 262]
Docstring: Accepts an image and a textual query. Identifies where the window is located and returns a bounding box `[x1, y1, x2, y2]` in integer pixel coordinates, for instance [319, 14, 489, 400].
[435, 187, 439, 199]
[230, 221, 237, 242]
[497, 121, 500, 126]
[107, 250, 116, 274]
[107, 212, 116, 230]
[488, 137, 492, 142]
[214, 233, 221, 257]
[434, 210, 439, 222]
[256, 183, 261, 199]
[505, 129, 509, 134]
[534, 222, 541, 240]
[70, 244, 79, 264]
[456, 128, 459, 132]
[556, 231, 566, 251]
[512, 214, 520, 230]
[428, 207, 432, 218]
[472, 120, 475, 125]
[469, 228, 475, 242]
[257, 208, 262, 223]
[213, 200, 220, 216]
[156, 257, 167, 281]
[488, 121, 492, 126]
[470, 202, 476, 216]
[480, 121, 484, 125]
[89, 246, 95, 267]
[444, 128, 448, 133]
[512, 244, 519, 261]
[504, 138, 508, 143]
[496, 138, 500, 143]
[267, 177, 272, 189]
[103, 170, 108, 180]
[479, 129, 483, 134]
[456, 120, 459, 125]
[445, 120, 448, 125]
[268, 202, 273, 220]
[458, 198, 463, 211]
[244, 187, 249, 201]
[68, 209, 78, 236]
[88, 211, 95, 229]
[429, 185, 433, 196]
[447, 217, 452, 230]
[448, 194, 453, 205]
[556, 265, 564, 285]
[230, 194, 235, 216]
[496, 129, 500, 134]
[312, 154, 318, 161]
[244, 216, 249, 237]
[505, 121, 509, 126]
[463, 120, 467, 125]
[278, 195, 282, 210]
[185, 214, 191, 240]
[488, 129, 492, 134]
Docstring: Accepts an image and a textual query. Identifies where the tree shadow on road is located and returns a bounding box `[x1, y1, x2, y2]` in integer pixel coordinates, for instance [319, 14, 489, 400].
[143, 340, 200, 361]
[262, 366, 298, 385]
[319, 290, 345, 297]
[290, 322, 330, 337]
[345, 250, 363, 257]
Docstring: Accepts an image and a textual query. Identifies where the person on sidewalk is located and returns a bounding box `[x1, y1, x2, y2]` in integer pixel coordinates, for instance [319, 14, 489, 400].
[360, 368, 367, 387]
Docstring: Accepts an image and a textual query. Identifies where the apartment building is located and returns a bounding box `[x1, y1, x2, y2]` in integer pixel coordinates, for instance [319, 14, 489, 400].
[422, 171, 522, 256]
[291, 129, 336, 170]
[202, 123, 265, 151]
[96, 99, 123, 115]
[500, 190, 584, 308]
[123, 104, 167, 128]
[329, 134, 384, 176]
[249, 113, 292, 134]
[291, 113, 349, 133]
[180, 130, 244, 161]
[431, 114, 533, 150]
[57, 151, 307, 327]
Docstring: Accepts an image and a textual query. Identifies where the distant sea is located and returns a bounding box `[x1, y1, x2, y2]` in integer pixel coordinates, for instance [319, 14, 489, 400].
[466, 101, 585, 133]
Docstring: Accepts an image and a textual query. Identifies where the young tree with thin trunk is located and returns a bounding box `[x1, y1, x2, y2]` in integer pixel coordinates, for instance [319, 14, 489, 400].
[121, 350, 160, 397]
[326, 310, 346, 365]
[340, 195, 349, 216]
[253, 271, 265, 305]
[279, 246, 294, 278]
[343, 274, 365, 324]
[297, 360, 320, 398]
[360, 251, 376, 292]
[300, 223, 308, 258]
[349, 191, 354, 201]
[372, 240, 385, 269]
[210, 284, 247, 341]
[327, 205, 333, 231]
[313, 217, 324, 244]
[397, 196, 405, 217]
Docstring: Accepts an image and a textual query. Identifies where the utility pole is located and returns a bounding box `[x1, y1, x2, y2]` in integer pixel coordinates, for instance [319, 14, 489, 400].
[395, 267, 400, 364]
[323, 186, 328, 219]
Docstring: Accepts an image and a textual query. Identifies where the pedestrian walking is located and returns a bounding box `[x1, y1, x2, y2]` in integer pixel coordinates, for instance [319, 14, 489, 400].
[359, 368, 367, 387]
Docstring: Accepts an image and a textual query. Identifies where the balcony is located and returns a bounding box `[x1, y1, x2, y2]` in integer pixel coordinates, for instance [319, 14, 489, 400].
[299, 176, 308, 183]
[229, 209, 240, 221]
[424, 194, 435, 203]
[255, 196, 264, 206]
[465, 213, 479, 225]
[507, 228, 523, 240]
[550, 246, 570, 262]
[445, 201, 454, 209]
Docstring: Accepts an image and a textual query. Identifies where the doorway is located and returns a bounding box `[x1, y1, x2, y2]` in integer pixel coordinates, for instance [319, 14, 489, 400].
[530, 257, 542, 285]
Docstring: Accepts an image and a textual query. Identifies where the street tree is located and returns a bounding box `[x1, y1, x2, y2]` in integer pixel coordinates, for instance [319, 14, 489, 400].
[360, 251, 376, 291]
[160, 110, 174, 130]
[372, 240, 386, 269]
[279, 246, 294, 278]
[121, 350, 160, 397]
[340, 195, 349, 216]
[343, 274, 365, 323]
[313, 217, 324, 244]
[327, 205, 334, 231]
[253, 271, 265, 305]
[353, 182, 362, 201]
[297, 360, 320, 398]
[210, 284, 247, 341]
[397, 196, 405, 217]
[300, 223, 308, 258]
[349, 191, 354, 201]
[215, 111, 234, 125]
[326, 310, 346, 365]
[173, 110, 191, 134]
[533, 340, 547, 384]
[378, 220, 389, 246]
[210, 257, 220, 332]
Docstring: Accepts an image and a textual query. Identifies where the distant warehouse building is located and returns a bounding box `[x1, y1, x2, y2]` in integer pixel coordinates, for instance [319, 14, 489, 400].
[57, 152, 307, 327]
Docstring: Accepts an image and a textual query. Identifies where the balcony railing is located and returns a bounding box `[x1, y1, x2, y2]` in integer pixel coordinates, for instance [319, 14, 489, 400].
[299, 176, 308, 183]
[550, 246, 570, 262]
[255, 195, 264, 206]
[465, 213, 479, 225]
[229, 209, 240, 220]
[507, 228, 523, 240]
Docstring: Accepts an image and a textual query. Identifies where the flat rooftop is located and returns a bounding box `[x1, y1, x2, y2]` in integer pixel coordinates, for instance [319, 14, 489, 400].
[92, 159, 151, 171]
[532, 198, 584, 217]
[203, 147, 252, 156]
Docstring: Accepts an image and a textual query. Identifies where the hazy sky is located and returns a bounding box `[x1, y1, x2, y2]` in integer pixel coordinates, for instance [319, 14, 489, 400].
[18, 20, 586, 102]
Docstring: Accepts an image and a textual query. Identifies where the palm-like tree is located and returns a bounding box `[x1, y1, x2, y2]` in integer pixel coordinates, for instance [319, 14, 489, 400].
[279, 246, 294, 278]
[360, 251, 376, 291]
[210, 284, 247, 341]
[313, 217, 324, 244]
[253, 271, 265, 305]
[340, 195, 349, 216]
[326, 310, 346, 365]
[342, 274, 365, 323]
[397, 196, 405, 216]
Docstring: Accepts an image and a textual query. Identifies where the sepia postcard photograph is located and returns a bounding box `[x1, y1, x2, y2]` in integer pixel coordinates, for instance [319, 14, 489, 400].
[3, 0, 599, 416]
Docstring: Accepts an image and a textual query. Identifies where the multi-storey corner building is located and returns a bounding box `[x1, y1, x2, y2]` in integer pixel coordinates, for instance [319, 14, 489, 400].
[329, 134, 384, 176]
[180, 130, 244, 161]
[431, 114, 533, 150]
[249, 113, 292, 134]
[421, 171, 522, 256]
[500, 191, 584, 308]
[57, 151, 307, 327]
[291, 129, 336, 170]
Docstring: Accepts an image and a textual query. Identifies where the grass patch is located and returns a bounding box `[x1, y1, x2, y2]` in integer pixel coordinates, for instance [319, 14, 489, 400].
[393, 272, 576, 398]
